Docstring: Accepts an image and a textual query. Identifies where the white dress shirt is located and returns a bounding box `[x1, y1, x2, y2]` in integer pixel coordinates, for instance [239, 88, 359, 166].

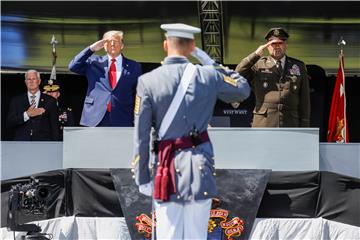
[23, 90, 41, 121]
[107, 54, 123, 84]
[272, 55, 286, 69]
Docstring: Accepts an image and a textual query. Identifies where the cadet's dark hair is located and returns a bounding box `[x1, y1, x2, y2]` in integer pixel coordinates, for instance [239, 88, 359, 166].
[167, 37, 193, 51]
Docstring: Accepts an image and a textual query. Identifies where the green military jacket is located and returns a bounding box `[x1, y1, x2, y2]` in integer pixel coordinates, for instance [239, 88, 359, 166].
[235, 52, 310, 127]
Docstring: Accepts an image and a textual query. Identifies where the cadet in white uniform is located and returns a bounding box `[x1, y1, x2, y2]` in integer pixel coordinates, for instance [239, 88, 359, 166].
[132, 23, 250, 239]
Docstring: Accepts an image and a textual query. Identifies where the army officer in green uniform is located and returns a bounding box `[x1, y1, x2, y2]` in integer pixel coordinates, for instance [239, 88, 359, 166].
[43, 79, 75, 139]
[235, 27, 310, 127]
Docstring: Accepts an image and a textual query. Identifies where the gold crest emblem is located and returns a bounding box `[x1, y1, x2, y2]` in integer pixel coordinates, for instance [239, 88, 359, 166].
[274, 29, 280, 36]
[48, 79, 53, 85]
[231, 102, 240, 109]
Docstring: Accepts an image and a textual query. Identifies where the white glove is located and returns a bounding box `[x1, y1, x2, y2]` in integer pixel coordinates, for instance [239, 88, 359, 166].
[191, 47, 215, 66]
[139, 181, 153, 197]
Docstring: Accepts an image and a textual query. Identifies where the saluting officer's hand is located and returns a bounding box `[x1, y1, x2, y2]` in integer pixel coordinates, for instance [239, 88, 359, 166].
[90, 39, 107, 52]
[191, 47, 215, 66]
[255, 39, 279, 56]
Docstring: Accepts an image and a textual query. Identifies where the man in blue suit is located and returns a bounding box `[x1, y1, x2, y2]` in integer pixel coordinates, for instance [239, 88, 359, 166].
[69, 30, 142, 126]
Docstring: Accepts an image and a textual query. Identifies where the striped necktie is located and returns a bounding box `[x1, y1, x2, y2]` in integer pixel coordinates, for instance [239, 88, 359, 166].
[30, 95, 36, 106]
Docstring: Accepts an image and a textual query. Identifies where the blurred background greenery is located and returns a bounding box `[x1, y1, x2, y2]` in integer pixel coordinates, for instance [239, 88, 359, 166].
[2, 1, 359, 75]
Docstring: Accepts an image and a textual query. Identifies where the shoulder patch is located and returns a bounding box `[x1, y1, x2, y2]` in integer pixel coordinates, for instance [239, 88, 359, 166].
[134, 95, 141, 114]
[223, 75, 237, 87]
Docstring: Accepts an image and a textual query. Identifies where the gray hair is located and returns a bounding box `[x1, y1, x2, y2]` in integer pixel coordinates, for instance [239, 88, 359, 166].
[25, 69, 41, 80]
[102, 30, 124, 40]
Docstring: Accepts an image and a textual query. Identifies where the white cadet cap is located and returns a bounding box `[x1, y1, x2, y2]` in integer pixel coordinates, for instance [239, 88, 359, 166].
[160, 23, 201, 39]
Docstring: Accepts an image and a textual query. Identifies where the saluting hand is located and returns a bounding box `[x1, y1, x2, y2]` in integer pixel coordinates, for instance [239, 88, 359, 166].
[255, 39, 279, 56]
[90, 39, 107, 52]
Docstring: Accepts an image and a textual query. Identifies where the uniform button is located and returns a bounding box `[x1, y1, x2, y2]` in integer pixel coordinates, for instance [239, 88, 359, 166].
[176, 168, 180, 173]
[131, 169, 135, 173]
[183, 115, 186, 119]
[178, 148, 182, 151]
[157, 162, 160, 166]
[204, 191, 208, 196]
[192, 146, 195, 149]
[213, 164, 216, 168]
[132, 175, 135, 179]
[177, 195, 181, 199]
[213, 172, 217, 176]
[199, 166, 203, 170]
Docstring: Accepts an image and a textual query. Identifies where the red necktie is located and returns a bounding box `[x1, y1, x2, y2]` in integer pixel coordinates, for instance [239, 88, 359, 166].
[107, 58, 116, 112]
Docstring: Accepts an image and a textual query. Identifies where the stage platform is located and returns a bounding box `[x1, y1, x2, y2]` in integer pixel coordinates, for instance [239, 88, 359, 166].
[1, 169, 359, 239]
[1, 216, 359, 240]
[1, 127, 359, 239]
[1, 127, 359, 180]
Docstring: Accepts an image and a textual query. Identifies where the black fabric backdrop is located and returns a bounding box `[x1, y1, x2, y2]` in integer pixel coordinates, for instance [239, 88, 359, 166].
[1, 169, 359, 228]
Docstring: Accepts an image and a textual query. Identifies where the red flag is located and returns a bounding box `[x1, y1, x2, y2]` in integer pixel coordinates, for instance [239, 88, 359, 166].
[327, 52, 349, 143]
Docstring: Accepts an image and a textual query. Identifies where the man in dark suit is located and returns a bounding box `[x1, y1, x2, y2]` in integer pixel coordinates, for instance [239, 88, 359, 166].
[236, 27, 310, 127]
[68, 30, 142, 127]
[6, 70, 61, 141]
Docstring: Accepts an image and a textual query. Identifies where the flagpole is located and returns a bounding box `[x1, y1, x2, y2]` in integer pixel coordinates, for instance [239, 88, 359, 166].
[338, 37, 347, 142]
[337, 36, 346, 60]
[50, 35, 58, 81]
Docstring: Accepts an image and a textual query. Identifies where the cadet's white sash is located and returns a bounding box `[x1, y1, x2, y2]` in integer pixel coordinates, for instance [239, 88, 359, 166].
[158, 63, 196, 139]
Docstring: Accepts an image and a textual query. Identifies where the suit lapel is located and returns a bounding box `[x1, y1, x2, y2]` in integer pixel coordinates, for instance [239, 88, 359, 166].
[22, 93, 31, 108]
[281, 56, 290, 79]
[101, 55, 112, 91]
[116, 55, 129, 88]
[38, 93, 46, 108]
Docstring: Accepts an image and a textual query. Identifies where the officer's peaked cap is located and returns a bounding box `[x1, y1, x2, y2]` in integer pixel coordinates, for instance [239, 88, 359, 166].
[43, 79, 60, 92]
[161, 23, 201, 39]
[265, 27, 289, 41]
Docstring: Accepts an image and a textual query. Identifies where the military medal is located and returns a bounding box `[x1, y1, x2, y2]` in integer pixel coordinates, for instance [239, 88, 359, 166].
[290, 76, 297, 82]
[289, 64, 300, 76]
[263, 82, 268, 88]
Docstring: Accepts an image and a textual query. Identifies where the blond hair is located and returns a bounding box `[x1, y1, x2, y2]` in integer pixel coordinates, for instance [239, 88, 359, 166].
[102, 30, 124, 41]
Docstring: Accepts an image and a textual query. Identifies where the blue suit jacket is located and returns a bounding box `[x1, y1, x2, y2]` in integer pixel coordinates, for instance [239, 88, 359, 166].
[69, 47, 142, 126]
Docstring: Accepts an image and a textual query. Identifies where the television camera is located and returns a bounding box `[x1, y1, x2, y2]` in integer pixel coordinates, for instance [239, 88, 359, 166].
[7, 177, 52, 239]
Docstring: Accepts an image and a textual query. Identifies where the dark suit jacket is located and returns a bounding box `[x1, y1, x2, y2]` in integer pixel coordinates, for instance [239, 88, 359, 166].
[6, 93, 61, 141]
[68, 47, 142, 126]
